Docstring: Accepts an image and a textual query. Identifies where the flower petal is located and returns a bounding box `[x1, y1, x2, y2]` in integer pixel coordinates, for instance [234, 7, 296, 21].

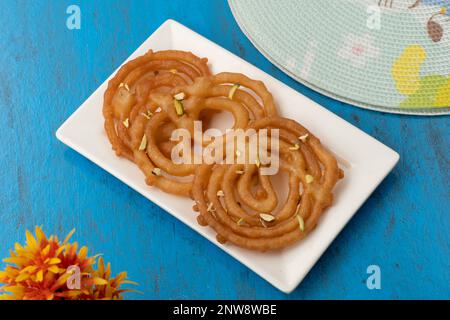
[19, 265, 38, 274]
[36, 270, 44, 282]
[63, 229, 76, 244]
[35, 226, 47, 243]
[25, 230, 38, 250]
[78, 246, 88, 259]
[47, 265, 60, 274]
[3, 257, 28, 266]
[41, 244, 51, 256]
[17, 273, 31, 282]
[48, 258, 61, 265]
[91, 277, 108, 285]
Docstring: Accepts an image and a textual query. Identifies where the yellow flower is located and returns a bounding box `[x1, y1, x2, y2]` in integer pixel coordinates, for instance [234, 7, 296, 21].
[0, 227, 136, 300]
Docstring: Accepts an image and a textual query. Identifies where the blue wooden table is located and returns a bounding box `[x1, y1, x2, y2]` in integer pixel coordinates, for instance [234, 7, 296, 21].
[0, 0, 448, 300]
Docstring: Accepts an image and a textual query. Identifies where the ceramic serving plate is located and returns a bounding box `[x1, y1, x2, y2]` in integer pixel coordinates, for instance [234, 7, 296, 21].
[56, 19, 399, 293]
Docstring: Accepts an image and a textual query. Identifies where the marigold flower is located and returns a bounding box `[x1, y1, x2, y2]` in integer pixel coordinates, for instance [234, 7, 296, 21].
[0, 226, 136, 300]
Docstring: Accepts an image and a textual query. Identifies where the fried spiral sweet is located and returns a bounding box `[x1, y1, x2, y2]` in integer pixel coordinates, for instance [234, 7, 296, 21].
[102, 49, 343, 250]
[102, 50, 211, 196]
[192, 117, 343, 251]
[149, 72, 278, 135]
[103, 49, 211, 161]
[126, 72, 279, 196]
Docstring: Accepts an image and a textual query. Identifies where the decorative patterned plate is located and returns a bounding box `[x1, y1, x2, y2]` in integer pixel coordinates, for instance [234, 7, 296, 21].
[229, 0, 450, 115]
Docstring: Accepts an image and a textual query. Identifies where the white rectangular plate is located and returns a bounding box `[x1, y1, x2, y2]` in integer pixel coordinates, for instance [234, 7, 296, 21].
[56, 20, 399, 293]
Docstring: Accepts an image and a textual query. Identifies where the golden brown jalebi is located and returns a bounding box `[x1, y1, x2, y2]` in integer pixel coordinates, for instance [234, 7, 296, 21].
[149, 72, 278, 136]
[192, 117, 343, 251]
[102, 49, 343, 250]
[103, 50, 211, 161]
[126, 71, 278, 196]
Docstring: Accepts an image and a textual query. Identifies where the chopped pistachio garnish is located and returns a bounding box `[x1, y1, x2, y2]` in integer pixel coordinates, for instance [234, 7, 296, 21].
[169, 69, 177, 74]
[255, 157, 261, 168]
[305, 174, 314, 184]
[297, 215, 305, 232]
[289, 143, 300, 151]
[228, 84, 240, 100]
[236, 170, 245, 175]
[141, 110, 153, 120]
[152, 168, 162, 176]
[173, 92, 185, 101]
[237, 218, 245, 226]
[206, 202, 215, 212]
[139, 134, 147, 151]
[259, 213, 276, 222]
[122, 118, 129, 128]
[216, 190, 225, 197]
[155, 107, 162, 113]
[174, 99, 184, 116]
[119, 82, 130, 91]
[299, 134, 309, 143]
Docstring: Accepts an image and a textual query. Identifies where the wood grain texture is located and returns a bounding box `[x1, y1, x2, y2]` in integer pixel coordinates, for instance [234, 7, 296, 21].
[0, 0, 448, 299]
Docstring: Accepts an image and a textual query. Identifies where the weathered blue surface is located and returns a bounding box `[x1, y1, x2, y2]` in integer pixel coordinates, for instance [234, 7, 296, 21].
[0, 0, 448, 300]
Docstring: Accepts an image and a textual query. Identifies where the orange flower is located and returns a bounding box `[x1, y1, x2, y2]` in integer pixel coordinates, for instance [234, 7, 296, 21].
[0, 226, 136, 300]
